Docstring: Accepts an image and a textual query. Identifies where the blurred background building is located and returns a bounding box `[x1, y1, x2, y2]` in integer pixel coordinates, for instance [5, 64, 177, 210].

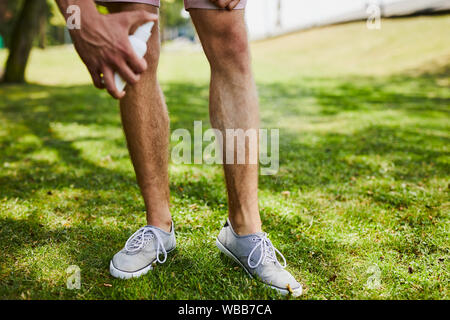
[245, 0, 450, 40]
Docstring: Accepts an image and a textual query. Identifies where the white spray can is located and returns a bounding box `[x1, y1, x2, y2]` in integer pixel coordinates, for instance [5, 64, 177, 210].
[114, 21, 154, 92]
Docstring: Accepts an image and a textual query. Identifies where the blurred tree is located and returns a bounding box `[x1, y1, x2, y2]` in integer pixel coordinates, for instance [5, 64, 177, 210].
[47, 0, 68, 45]
[3, 0, 48, 83]
[37, 4, 50, 49]
[0, 0, 24, 49]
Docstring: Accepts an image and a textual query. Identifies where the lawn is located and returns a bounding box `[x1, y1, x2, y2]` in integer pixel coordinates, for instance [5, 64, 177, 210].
[0, 15, 449, 300]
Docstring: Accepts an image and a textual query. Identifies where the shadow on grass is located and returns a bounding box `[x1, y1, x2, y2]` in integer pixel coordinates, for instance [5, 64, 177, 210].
[0, 65, 447, 198]
[0, 63, 448, 298]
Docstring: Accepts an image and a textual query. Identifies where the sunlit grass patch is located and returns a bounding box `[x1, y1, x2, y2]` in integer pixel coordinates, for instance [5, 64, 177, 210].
[0, 15, 449, 299]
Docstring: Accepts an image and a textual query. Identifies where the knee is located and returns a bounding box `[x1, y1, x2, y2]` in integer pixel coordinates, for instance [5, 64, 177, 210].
[144, 42, 160, 74]
[205, 26, 251, 75]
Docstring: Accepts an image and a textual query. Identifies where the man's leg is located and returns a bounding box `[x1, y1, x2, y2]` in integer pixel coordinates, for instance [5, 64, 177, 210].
[189, 8, 302, 296]
[106, 2, 171, 232]
[105, 2, 176, 280]
[190, 9, 261, 236]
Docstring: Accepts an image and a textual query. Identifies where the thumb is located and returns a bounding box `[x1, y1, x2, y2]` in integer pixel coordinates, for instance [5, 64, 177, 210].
[122, 10, 158, 34]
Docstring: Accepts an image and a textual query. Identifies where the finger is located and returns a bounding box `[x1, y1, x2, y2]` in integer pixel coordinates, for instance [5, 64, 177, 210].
[102, 66, 125, 99]
[227, 0, 240, 10]
[119, 11, 155, 74]
[88, 66, 105, 89]
[122, 10, 158, 34]
[214, 0, 229, 9]
[113, 57, 141, 86]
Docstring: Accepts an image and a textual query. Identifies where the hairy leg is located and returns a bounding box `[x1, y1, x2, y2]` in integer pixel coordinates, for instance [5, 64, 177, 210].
[190, 9, 261, 235]
[105, 3, 171, 232]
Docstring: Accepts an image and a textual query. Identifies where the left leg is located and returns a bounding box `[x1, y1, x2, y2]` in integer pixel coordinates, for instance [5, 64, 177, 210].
[190, 8, 261, 236]
[189, 5, 302, 296]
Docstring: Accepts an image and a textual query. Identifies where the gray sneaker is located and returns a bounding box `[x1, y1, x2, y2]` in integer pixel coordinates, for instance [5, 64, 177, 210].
[216, 219, 302, 296]
[110, 222, 176, 279]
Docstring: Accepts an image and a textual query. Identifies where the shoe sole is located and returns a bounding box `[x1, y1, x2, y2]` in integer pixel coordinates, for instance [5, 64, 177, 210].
[215, 238, 302, 297]
[109, 247, 175, 280]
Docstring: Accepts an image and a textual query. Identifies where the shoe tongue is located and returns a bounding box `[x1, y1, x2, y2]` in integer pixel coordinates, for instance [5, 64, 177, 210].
[245, 232, 266, 242]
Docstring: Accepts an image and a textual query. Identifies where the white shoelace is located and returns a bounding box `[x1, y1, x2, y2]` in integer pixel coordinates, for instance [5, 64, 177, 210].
[124, 226, 168, 263]
[247, 233, 287, 269]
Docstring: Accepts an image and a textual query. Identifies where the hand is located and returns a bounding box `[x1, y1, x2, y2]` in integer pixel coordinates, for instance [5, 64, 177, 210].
[209, 0, 241, 11]
[58, 0, 157, 99]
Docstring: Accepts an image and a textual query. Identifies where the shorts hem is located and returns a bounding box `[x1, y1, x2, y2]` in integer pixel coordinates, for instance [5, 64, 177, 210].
[96, 0, 160, 8]
[184, 0, 247, 10]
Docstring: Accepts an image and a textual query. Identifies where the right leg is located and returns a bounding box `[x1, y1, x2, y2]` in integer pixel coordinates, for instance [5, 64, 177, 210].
[105, 2, 171, 232]
[105, 2, 176, 279]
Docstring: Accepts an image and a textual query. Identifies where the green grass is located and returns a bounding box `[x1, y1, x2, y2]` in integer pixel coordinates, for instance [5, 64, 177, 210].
[0, 15, 449, 300]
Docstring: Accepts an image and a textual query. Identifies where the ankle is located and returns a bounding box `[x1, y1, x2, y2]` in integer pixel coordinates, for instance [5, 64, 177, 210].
[146, 215, 172, 233]
[228, 216, 262, 236]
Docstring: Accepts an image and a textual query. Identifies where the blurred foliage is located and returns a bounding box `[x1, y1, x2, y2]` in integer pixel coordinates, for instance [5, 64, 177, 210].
[0, 0, 67, 48]
[161, 0, 189, 28]
[48, 0, 65, 26]
[0, 0, 191, 49]
[0, 0, 24, 48]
